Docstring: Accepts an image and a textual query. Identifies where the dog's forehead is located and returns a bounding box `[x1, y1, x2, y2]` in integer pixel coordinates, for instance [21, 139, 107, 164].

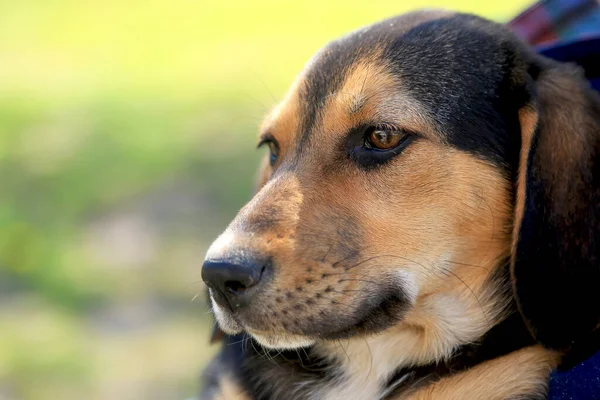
[262, 12, 451, 129]
[263, 11, 521, 167]
[292, 11, 456, 141]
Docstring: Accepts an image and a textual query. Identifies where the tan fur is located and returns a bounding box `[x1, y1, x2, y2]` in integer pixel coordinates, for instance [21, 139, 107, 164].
[405, 346, 559, 400]
[510, 106, 538, 339]
[319, 60, 440, 145]
[318, 288, 509, 399]
[511, 106, 537, 255]
[211, 376, 252, 400]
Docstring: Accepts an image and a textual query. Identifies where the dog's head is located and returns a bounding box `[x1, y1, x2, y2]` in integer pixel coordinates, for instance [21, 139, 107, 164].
[202, 11, 600, 354]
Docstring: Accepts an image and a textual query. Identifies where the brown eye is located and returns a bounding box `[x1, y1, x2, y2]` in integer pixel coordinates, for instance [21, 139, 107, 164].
[258, 137, 279, 167]
[366, 127, 405, 150]
[349, 124, 414, 168]
[267, 142, 279, 166]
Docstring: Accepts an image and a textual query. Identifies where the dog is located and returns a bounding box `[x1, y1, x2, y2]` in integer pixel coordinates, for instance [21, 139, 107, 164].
[200, 10, 600, 400]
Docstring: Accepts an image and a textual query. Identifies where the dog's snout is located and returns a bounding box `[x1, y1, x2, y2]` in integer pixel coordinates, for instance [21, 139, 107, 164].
[202, 256, 267, 307]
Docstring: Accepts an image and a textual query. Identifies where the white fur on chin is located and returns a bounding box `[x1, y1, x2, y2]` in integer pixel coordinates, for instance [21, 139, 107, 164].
[210, 296, 243, 334]
[211, 295, 315, 349]
[248, 330, 316, 350]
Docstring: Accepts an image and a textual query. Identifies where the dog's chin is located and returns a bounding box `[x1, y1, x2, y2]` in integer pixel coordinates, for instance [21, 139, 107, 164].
[248, 330, 317, 350]
[211, 301, 315, 349]
[211, 299, 243, 334]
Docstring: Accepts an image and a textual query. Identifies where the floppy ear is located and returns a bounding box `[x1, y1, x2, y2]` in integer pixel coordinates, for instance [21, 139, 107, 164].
[512, 58, 600, 363]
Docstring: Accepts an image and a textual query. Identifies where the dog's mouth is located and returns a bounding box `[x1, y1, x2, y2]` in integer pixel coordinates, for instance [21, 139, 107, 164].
[210, 287, 410, 349]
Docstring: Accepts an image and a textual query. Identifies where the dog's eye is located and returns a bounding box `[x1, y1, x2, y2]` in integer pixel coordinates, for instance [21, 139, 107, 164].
[258, 138, 279, 167]
[365, 127, 406, 150]
[348, 125, 412, 168]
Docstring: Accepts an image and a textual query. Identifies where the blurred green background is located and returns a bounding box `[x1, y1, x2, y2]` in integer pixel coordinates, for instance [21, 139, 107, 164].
[0, 1, 529, 399]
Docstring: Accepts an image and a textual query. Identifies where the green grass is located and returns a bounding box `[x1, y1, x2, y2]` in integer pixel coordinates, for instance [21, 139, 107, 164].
[0, 1, 529, 398]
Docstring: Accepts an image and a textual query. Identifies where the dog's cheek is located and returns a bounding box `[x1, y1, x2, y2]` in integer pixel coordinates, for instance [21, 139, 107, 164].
[345, 144, 512, 297]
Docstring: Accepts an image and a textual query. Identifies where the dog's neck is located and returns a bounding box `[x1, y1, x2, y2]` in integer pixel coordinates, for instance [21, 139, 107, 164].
[219, 281, 534, 400]
[313, 285, 517, 400]
[219, 302, 533, 400]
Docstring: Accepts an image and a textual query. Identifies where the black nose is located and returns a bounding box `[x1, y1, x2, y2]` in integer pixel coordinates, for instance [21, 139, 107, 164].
[202, 256, 267, 307]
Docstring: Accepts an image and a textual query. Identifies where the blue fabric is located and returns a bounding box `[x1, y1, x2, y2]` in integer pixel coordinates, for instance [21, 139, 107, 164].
[549, 351, 600, 399]
[537, 36, 600, 400]
[538, 36, 600, 92]
[539, 36, 600, 61]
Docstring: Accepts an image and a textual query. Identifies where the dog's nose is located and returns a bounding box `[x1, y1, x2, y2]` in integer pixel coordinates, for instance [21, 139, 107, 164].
[202, 256, 266, 305]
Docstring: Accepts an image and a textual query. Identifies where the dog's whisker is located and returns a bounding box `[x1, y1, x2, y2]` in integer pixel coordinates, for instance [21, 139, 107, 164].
[445, 260, 491, 271]
[336, 278, 381, 286]
[241, 92, 271, 113]
[294, 348, 306, 369]
[301, 347, 312, 363]
[242, 333, 250, 354]
[330, 288, 367, 294]
[331, 251, 360, 267]
[300, 297, 361, 312]
[439, 266, 492, 328]
[248, 67, 279, 104]
[359, 62, 372, 98]
[363, 336, 374, 383]
[337, 339, 351, 363]
[228, 336, 250, 346]
[267, 349, 283, 368]
[321, 242, 335, 262]
[344, 253, 429, 271]
[479, 193, 496, 268]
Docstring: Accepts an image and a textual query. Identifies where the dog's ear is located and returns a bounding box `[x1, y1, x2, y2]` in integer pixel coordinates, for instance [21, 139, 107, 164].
[511, 56, 600, 362]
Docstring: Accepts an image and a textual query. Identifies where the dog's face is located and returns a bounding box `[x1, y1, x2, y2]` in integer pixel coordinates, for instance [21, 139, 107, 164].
[202, 11, 600, 353]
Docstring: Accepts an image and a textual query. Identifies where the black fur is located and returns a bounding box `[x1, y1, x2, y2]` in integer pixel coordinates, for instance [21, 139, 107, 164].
[202, 333, 337, 400]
